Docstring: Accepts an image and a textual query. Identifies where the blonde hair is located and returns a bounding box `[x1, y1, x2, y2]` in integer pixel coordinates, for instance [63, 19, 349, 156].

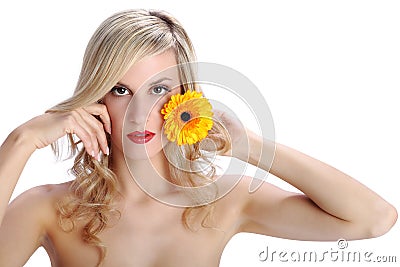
[47, 9, 230, 266]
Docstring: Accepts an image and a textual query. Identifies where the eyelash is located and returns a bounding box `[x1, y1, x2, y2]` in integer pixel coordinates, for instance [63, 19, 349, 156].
[150, 85, 171, 95]
[110, 86, 131, 96]
[110, 85, 171, 97]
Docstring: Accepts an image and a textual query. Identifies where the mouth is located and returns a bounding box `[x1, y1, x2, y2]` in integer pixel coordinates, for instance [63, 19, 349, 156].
[127, 130, 156, 144]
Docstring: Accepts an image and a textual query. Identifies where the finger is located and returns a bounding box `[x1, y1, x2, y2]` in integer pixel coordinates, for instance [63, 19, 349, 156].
[64, 111, 96, 157]
[83, 104, 112, 134]
[76, 108, 109, 156]
[70, 110, 100, 158]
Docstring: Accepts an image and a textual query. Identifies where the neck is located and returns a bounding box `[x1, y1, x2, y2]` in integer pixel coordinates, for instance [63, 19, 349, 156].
[110, 146, 174, 203]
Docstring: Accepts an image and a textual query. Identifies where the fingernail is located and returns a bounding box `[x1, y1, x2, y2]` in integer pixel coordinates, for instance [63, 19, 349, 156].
[97, 153, 101, 161]
[91, 150, 95, 158]
[106, 147, 110, 155]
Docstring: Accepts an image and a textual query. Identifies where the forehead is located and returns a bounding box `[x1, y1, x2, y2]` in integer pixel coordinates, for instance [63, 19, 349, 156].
[119, 49, 179, 90]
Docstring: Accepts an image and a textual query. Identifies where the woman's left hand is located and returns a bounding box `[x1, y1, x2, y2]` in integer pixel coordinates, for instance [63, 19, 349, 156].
[212, 109, 250, 157]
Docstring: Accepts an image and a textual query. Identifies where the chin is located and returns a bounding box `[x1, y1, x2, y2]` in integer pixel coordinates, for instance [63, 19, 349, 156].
[123, 142, 165, 161]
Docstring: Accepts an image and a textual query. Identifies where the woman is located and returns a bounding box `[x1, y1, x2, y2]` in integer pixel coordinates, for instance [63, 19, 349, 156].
[0, 9, 397, 267]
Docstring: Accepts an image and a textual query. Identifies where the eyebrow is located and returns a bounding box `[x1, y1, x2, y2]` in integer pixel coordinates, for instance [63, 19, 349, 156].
[148, 77, 173, 86]
[116, 77, 173, 91]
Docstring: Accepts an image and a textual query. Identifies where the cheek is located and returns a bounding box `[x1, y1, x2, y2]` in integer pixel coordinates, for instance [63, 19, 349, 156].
[152, 103, 167, 129]
[109, 107, 125, 132]
[104, 99, 129, 144]
[145, 111, 164, 135]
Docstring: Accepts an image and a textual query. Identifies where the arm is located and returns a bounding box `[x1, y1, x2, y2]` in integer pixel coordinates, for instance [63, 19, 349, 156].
[0, 129, 55, 266]
[214, 109, 397, 240]
[0, 104, 110, 265]
[0, 184, 57, 266]
[236, 131, 397, 240]
[0, 130, 36, 225]
[0, 106, 110, 225]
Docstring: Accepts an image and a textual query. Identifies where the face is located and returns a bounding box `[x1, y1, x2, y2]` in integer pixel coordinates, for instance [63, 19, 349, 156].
[103, 49, 181, 160]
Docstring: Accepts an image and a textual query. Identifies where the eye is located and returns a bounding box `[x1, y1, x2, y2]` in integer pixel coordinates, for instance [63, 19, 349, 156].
[151, 85, 171, 95]
[111, 85, 131, 96]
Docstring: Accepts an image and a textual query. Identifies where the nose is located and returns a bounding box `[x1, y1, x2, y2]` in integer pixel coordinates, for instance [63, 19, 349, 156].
[125, 94, 160, 126]
[126, 96, 149, 125]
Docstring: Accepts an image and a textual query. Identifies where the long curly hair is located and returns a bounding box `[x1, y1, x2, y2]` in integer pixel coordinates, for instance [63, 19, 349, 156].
[47, 9, 230, 266]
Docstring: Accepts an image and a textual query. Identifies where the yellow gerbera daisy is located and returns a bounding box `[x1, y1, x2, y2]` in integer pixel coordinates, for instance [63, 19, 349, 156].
[161, 91, 213, 145]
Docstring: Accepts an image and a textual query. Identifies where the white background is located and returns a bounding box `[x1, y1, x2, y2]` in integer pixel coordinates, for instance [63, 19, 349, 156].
[0, 0, 399, 266]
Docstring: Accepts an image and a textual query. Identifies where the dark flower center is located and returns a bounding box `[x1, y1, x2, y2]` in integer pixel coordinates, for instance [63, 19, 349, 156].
[180, 111, 191, 122]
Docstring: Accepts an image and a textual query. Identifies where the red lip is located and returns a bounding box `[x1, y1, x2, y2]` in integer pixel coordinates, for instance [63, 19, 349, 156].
[127, 130, 155, 144]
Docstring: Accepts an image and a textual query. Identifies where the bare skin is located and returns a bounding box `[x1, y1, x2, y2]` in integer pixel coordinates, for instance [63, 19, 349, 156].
[0, 51, 397, 267]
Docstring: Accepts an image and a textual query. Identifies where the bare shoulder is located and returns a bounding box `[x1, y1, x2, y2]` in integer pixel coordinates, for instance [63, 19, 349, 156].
[11, 181, 72, 207]
[0, 182, 73, 265]
[7, 181, 73, 228]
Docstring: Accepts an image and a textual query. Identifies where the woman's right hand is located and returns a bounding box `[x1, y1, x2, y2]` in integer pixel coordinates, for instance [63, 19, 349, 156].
[15, 103, 111, 159]
[0, 104, 111, 265]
